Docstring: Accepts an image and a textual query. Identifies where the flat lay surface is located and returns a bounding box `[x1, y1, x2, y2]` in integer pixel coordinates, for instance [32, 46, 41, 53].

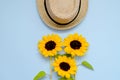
[0, 0, 120, 80]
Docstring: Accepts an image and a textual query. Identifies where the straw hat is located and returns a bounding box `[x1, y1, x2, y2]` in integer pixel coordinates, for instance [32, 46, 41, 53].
[37, 0, 88, 30]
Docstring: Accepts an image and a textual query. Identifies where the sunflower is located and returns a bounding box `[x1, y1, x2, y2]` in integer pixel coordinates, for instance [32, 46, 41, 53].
[53, 56, 77, 78]
[38, 34, 62, 57]
[63, 33, 89, 56]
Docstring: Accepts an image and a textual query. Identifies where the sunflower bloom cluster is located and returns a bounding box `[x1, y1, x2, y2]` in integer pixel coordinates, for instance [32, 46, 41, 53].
[37, 33, 90, 79]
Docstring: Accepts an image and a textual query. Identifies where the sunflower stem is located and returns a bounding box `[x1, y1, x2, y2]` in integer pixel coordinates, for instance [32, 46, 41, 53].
[50, 57, 53, 80]
[74, 74, 76, 80]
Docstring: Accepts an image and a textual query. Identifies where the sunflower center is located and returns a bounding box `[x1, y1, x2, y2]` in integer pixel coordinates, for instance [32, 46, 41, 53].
[70, 40, 81, 49]
[45, 41, 56, 50]
[59, 62, 70, 71]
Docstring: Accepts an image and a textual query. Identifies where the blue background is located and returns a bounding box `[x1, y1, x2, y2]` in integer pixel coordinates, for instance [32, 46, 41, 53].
[0, 0, 120, 80]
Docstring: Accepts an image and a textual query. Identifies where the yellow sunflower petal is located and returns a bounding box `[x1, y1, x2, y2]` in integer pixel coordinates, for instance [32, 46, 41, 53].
[65, 73, 70, 78]
[64, 47, 71, 53]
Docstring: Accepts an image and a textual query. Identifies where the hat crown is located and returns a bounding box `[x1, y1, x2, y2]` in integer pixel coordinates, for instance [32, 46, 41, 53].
[46, 0, 80, 24]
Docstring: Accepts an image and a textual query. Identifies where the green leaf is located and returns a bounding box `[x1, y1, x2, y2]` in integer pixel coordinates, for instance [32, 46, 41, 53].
[33, 71, 46, 80]
[68, 78, 74, 80]
[62, 54, 72, 57]
[55, 54, 61, 58]
[59, 77, 66, 80]
[82, 61, 94, 70]
[55, 54, 72, 58]
[59, 77, 74, 80]
[64, 54, 72, 57]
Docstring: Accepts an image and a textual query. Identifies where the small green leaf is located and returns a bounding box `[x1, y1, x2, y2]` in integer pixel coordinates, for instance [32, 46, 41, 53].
[65, 54, 72, 57]
[33, 71, 46, 80]
[55, 54, 61, 58]
[62, 54, 72, 57]
[59, 77, 74, 80]
[68, 78, 74, 80]
[59, 77, 66, 80]
[82, 61, 94, 70]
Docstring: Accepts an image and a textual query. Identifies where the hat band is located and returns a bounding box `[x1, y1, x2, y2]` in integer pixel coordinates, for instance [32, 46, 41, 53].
[44, 0, 81, 25]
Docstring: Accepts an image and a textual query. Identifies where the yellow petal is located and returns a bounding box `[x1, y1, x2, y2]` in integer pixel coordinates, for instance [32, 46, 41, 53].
[65, 73, 70, 78]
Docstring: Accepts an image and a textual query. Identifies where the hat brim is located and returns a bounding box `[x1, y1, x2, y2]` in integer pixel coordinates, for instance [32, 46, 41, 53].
[36, 0, 88, 30]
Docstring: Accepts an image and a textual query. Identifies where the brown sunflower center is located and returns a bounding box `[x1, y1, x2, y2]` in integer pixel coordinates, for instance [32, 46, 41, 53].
[45, 41, 56, 50]
[59, 62, 70, 71]
[70, 40, 81, 49]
